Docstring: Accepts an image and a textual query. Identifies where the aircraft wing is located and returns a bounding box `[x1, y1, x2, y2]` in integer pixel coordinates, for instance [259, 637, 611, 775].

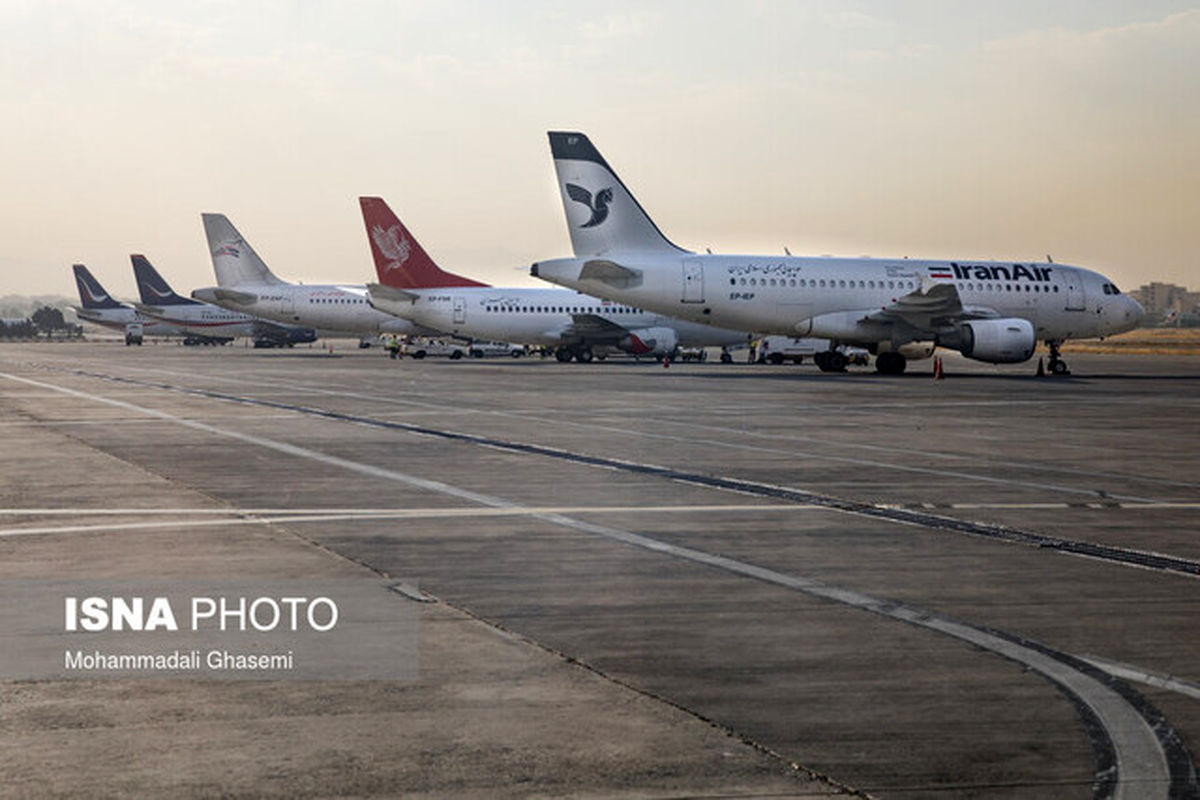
[865, 283, 1000, 330]
[561, 313, 630, 342]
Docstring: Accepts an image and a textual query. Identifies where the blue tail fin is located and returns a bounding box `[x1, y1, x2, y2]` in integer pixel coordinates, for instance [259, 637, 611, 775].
[72, 265, 125, 310]
[132, 255, 199, 306]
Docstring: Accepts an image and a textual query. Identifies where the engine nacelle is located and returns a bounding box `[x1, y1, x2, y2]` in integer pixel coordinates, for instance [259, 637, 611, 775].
[618, 326, 679, 355]
[955, 318, 1036, 363]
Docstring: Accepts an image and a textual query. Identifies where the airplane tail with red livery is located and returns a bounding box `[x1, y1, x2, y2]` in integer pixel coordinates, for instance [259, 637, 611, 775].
[359, 196, 488, 290]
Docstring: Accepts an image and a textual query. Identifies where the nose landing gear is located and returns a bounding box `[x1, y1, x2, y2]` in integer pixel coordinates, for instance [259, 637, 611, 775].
[1046, 340, 1070, 375]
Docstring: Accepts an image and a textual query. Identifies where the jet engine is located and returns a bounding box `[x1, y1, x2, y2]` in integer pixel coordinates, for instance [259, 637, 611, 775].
[952, 318, 1036, 363]
[618, 326, 679, 355]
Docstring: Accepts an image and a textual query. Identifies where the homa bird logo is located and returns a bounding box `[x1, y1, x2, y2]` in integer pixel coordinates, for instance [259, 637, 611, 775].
[144, 282, 174, 300]
[565, 183, 613, 228]
[213, 245, 240, 259]
[80, 281, 110, 304]
[371, 224, 412, 272]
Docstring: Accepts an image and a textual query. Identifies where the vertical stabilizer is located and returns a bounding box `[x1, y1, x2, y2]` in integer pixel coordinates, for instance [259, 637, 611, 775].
[131, 255, 199, 306]
[359, 197, 488, 289]
[548, 131, 687, 258]
[201, 214, 287, 288]
[72, 265, 125, 309]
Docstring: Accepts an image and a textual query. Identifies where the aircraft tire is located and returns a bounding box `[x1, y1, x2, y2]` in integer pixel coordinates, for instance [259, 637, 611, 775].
[876, 352, 907, 375]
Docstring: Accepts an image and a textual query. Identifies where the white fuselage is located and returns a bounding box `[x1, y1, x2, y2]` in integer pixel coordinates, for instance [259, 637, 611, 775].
[136, 303, 262, 338]
[194, 283, 423, 336]
[370, 285, 749, 348]
[74, 306, 187, 337]
[533, 255, 1144, 347]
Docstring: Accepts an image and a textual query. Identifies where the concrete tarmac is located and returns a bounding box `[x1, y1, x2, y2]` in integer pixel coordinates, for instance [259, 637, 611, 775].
[2, 342, 1198, 798]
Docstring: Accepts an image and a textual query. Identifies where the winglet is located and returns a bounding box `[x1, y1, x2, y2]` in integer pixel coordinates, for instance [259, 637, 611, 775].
[359, 197, 488, 289]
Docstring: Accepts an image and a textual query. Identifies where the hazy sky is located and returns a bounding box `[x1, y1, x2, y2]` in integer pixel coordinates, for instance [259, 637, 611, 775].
[1, 1, 1197, 299]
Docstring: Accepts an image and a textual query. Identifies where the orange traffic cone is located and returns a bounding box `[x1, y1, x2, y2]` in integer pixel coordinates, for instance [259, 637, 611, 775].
[1036, 357, 1045, 377]
[933, 356, 944, 380]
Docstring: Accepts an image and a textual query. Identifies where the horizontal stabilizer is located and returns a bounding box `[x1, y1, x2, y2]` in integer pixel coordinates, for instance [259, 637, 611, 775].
[580, 259, 643, 288]
[196, 287, 258, 306]
[132, 303, 170, 319]
[366, 283, 420, 303]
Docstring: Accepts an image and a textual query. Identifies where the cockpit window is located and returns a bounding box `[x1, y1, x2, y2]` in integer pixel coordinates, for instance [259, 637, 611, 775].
[1102, 284, 1112, 295]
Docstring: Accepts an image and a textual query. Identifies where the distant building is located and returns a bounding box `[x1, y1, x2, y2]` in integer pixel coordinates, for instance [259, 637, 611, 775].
[1128, 282, 1200, 325]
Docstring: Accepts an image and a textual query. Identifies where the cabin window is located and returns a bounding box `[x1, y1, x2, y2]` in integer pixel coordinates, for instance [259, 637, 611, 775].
[730, 278, 736, 286]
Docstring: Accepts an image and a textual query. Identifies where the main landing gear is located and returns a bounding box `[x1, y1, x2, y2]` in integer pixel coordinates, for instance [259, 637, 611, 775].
[555, 346, 594, 363]
[875, 352, 907, 375]
[1046, 340, 1070, 375]
[813, 350, 847, 373]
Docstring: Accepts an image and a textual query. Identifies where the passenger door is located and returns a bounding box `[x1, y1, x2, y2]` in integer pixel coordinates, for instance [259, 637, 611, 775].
[1056, 268, 1086, 311]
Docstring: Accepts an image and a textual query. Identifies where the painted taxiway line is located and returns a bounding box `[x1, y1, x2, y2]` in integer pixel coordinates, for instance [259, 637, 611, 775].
[42, 365, 1200, 578]
[65, 360, 1190, 500]
[0, 504, 818, 516]
[0, 504, 824, 537]
[2, 369, 1190, 799]
[1082, 656, 1200, 702]
[4, 501, 1200, 518]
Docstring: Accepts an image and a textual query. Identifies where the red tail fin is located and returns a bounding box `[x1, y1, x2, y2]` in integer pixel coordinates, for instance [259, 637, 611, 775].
[359, 197, 488, 289]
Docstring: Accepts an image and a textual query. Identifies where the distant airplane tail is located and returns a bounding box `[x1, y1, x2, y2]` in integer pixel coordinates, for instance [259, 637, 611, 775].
[201, 213, 287, 288]
[72, 264, 125, 310]
[131, 255, 199, 306]
[358, 197, 488, 289]
[548, 131, 687, 258]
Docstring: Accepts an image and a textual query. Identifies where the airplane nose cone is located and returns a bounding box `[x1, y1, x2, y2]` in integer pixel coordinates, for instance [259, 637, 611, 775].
[1129, 296, 1146, 327]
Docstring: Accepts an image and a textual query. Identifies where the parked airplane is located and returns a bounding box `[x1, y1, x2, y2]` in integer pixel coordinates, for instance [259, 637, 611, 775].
[531, 132, 1145, 374]
[360, 196, 748, 361]
[131, 255, 317, 347]
[71, 264, 187, 344]
[191, 214, 430, 338]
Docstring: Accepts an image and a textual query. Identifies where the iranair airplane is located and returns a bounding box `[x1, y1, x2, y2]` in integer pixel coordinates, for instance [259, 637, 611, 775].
[132, 255, 317, 347]
[532, 132, 1145, 375]
[71, 264, 187, 342]
[361, 196, 748, 361]
[191, 214, 430, 338]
